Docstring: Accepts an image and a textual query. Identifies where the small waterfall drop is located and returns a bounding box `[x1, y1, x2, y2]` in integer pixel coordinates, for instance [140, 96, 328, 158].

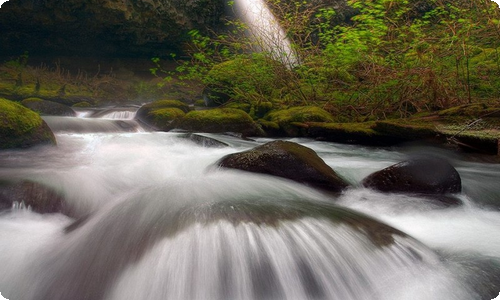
[233, 0, 298, 67]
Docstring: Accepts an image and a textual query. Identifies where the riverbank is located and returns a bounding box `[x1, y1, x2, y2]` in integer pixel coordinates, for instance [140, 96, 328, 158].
[0, 57, 498, 158]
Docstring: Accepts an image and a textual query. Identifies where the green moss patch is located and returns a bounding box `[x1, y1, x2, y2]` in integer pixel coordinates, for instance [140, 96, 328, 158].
[0, 98, 55, 149]
[140, 99, 190, 113]
[179, 108, 264, 136]
[265, 106, 334, 124]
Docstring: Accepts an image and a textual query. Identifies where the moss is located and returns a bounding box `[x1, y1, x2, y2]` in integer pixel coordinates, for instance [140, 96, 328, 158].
[141, 99, 190, 113]
[223, 101, 252, 113]
[0, 98, 42, 136]
[179, 108, 264, 136]
[265, 106, 334, 124]
[306, 122, 382, 144]
[149, 108, 185, 130]
[438, 103, 492, 118]
[0, 98, 55, 149]
[21, 97, 44, 105]
[373, 120, 438, 140]
[194, 99, 206, 107]
[263, 106, 334, 136]
[72, 101, 93, 108]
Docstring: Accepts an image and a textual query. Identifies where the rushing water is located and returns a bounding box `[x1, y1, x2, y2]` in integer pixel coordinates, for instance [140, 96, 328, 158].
[0, 107, 500, 300]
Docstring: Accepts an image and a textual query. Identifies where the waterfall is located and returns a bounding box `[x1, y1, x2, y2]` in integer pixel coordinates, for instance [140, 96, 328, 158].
[233, 0, 298, 67]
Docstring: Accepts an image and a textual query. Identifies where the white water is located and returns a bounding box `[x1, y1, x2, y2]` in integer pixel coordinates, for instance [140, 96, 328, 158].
[233, 0, 298, 67]
[0, 108, 499, 299]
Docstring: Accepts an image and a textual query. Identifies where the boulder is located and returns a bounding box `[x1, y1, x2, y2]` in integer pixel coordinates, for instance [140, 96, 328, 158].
[362, 156, 462, 195]
[21, 97, 76, 116]
[0, 180, 72, 216]
[264, 106, 334, 136]
[135, 100, 190, 130]
[217, 141, 349, 192]
[178, 108, 265, 137]
[0, 98, 56, 149]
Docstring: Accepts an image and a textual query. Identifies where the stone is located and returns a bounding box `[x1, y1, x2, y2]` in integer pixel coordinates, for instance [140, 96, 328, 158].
[217, 140, 349, 192]
[362, 156, 462, 195]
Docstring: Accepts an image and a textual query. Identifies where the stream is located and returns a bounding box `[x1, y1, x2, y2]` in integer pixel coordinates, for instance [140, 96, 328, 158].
[0, 107, 499, 300]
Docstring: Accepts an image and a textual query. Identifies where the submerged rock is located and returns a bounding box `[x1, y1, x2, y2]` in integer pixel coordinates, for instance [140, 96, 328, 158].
[217, 141, 349, 193]
[0, 98, 56, 149]
[0, 180, 72, 216]
[362, 156, 462, 197]
[178, 133, 229, 148]
[21, 97, 76, 116]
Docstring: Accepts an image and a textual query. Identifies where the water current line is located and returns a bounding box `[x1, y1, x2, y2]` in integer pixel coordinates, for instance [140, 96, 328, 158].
[233, 0, 299, 67]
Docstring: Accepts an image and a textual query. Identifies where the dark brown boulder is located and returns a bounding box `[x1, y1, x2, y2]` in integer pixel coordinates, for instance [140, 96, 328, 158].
[362, 156, 462, 195]
[217, 141, 349, 193]
[0, 180, 73, 216]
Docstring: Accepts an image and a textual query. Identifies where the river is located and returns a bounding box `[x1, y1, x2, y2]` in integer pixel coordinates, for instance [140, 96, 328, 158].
[0, 107, 499, 300]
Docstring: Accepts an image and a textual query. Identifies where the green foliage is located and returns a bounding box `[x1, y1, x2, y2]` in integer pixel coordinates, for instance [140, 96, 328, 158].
[158, 0, 500, 122]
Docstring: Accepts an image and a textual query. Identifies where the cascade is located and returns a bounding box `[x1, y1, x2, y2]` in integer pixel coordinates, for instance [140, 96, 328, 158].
[0, 107, 500, 299]
[233, 0, 298, 67]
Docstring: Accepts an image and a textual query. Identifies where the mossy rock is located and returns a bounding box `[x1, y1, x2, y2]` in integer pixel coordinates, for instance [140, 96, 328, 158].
[135, 100, 190, 130]
[72, 101, 93, 108]
[148, 108, 186, 131]
[138, 100, 190, 113]
[372, 120, 439, 141]
[264, 106, 334, 136]
[217, 140, 350, 193]
[0, 98, 56, 149]
[21, 97, 76, 116]
[178, 108, 265, 136]
[306, 122, 381, 144]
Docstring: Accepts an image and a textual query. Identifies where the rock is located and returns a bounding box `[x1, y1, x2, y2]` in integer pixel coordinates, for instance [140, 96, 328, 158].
[135, 100, 190, 130]
[264, 106, 335, 136]
[0, 98, 56, 149]
[178, 133, 229, 148]
[178, 108, 265, 137]
[362, 156, 462, 195]
[0, 180, 73, 216]
[217, 141, 349, 192]
[21, 97, 76, 116]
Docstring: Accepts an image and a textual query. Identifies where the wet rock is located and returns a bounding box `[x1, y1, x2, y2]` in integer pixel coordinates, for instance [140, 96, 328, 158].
[0, 180, 72, 216]
[217, 141, 349, 193]
[21, 97, 76, 116]
[179, 133, 229, 148]
[362, 156, 462, 196]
